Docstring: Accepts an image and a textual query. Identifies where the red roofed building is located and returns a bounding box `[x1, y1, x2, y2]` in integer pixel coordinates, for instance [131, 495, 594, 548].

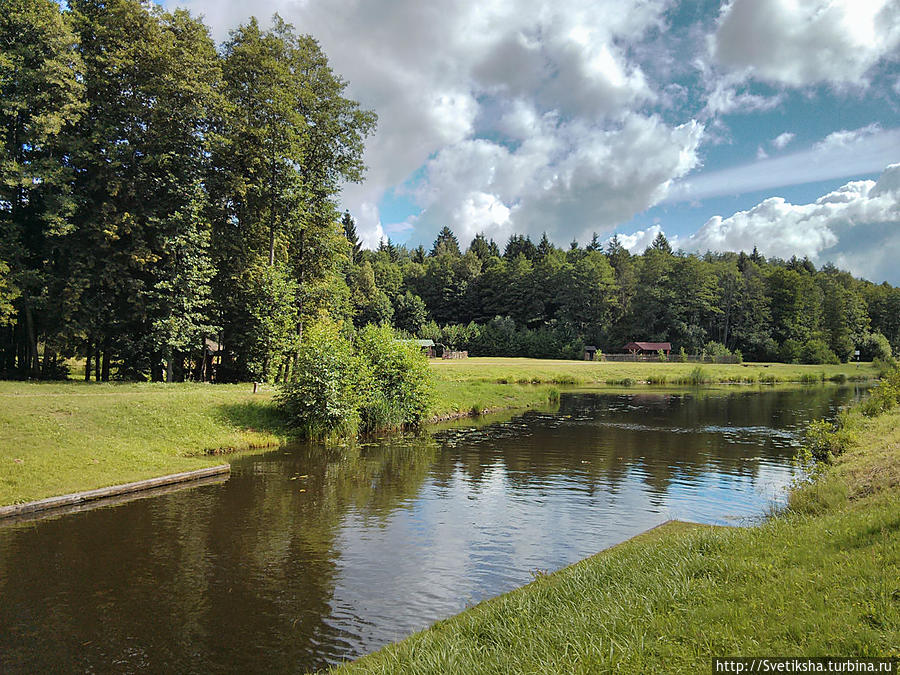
[623, 341, 671, 355]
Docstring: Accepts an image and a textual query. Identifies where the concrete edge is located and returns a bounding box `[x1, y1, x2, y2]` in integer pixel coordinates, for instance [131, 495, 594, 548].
[0, 464, 231, 520]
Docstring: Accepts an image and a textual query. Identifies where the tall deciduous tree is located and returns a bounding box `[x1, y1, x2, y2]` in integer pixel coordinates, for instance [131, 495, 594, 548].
[0, 0, 84, 376]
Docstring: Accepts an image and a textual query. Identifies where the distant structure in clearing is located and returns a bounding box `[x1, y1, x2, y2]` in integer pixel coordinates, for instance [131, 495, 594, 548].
[583, 345, 598, 361]
[623, 341, 672, 356]
[410, 339, 436, 358]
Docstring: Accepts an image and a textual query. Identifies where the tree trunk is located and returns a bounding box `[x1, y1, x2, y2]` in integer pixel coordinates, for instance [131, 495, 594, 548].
[165, 347, 173, 383]
[84, 346, 92, 381]
[101, 346, 110, 382]
[95, 346, 101, 381]
[23, 302, 39, 377]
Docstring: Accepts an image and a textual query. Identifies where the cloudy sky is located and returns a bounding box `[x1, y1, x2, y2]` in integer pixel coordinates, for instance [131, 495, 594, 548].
[170, 0, 900, 284]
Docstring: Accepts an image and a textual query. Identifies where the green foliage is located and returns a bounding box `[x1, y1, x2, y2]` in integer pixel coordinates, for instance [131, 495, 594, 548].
[228, 262, 299, 382]
[859, 365, 900, 417]
[355, 324, 434, 431]
[657, 349, 667, 362]
[859, 332, 892, 361]
[800, 338, 839, 365]
[276, 319, 362, 438]
[278, 320, 434, 438]
[678, 346, 687, 363]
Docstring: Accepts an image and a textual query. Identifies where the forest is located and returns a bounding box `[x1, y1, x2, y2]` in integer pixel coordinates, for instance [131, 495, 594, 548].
[2, 0, 898, 383]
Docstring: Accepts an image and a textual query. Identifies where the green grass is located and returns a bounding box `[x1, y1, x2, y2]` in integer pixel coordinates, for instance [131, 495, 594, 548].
[0, 380, 287, 505]
[333, 406, 899, 673]
[431, 357, 878, 386]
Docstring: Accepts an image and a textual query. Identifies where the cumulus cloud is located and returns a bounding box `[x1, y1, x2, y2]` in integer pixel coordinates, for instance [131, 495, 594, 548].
[685, 163, 900, 284]
[611, 224, 679, 254]
[411, 113, 704, 246]
[711, 0, 900, 86]
[174, 0, 702, 246]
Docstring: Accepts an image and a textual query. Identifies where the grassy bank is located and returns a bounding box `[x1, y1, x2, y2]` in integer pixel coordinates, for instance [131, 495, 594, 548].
[0, 358, 880, 507]
[332, 401, 899, 672]
[432, 357, 878, 386]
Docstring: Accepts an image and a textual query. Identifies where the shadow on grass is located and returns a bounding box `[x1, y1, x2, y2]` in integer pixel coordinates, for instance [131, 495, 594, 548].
[214, 400, 291, 437]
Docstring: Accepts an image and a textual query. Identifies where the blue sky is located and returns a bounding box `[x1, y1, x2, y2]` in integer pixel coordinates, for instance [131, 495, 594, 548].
[170, 0, 900, 283]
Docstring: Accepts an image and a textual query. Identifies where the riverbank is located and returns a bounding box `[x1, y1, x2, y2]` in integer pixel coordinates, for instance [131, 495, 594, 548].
[332, 400, 899, 672]
[0, 359, 879, 506]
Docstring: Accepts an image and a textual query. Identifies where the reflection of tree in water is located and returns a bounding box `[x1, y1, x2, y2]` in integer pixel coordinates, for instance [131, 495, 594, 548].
[428, 386, 860, 498]
[0, 439, 439, 673]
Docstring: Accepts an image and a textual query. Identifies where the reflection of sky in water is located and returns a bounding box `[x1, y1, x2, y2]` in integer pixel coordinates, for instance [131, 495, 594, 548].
[0, 385, 866, 673]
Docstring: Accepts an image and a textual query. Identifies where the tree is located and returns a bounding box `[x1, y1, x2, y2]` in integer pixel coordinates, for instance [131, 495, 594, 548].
[342, 211, 362, 264]
[468, 233, 493, 261]
[0, 0, 84, 377]
[504, 234, 536, 260]
[66, 0, 223, 380]
[647, 232, 673, 255]
[431, 226, 461, 257]
[393, 291, 427, 335]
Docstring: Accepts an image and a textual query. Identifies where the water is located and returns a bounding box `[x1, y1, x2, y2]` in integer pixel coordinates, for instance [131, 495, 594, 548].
[0, 386, 863, 672]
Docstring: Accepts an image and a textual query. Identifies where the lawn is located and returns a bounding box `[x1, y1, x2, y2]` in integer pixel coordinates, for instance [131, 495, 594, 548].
[431, 357, 878, 386]
[333, 404, 900, 673]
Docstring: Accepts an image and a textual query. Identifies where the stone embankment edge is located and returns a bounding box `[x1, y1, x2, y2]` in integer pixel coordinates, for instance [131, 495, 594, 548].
[0, 464, 231, 520]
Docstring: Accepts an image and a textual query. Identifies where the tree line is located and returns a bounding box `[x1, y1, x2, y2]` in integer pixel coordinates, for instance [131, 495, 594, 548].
[343, 224, 899, 365]
[2, 1, 897, 383]
[1, 0, 375, 381]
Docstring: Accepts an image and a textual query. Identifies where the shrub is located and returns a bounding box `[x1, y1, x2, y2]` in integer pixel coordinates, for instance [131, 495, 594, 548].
[278, 320, 434, 438]
[355, 324, 434, 431]
[859, 365, 900, 417]
[800, 338, 839, 365]
[276, 319, 363, 439]
[678, 346, 687, 363]
[859, 332, 892, 361]
[657, 349, 667, 362]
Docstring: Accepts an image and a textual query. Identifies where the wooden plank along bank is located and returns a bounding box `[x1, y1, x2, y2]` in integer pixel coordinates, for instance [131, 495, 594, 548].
[0, 465, 231, 520]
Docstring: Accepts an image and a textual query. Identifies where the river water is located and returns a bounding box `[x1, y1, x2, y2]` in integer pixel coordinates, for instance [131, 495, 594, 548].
[0, 386, 863, 672]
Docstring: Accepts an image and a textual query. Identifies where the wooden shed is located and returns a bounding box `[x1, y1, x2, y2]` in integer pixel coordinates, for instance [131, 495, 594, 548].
[623, 341, 671, 355]
[583, 345, 598, 361]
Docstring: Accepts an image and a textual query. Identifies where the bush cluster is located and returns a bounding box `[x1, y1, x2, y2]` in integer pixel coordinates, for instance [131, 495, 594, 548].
[276, 320, 434, 439]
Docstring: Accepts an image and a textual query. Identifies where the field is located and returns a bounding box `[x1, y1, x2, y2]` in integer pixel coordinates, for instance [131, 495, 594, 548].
[334, 405, 900, 673]
[0, 358, 879, 506]
[431, 357, 878, 386]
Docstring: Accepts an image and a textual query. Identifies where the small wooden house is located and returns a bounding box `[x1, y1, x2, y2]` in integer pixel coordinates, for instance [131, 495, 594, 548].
[623, 341, 671, 355]
[583, 345, 598, 361]
[407, 339, 436, 358]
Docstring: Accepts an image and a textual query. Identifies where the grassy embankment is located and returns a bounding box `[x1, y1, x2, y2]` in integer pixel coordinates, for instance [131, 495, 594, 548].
[332, 390, 899, 673]
[0, 359, 879, 506]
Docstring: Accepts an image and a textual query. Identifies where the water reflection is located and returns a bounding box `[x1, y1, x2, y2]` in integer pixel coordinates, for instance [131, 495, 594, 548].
[0, 385, 863, 672]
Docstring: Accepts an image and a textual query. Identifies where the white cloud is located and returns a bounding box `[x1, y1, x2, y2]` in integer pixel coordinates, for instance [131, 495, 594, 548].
[611, 224, 679, 254]
[772, 132, 795, 149]
[711, 0, 900, 86]
[174, 0, 694, 247]
[411, 113, 704, 246]
[756, 146, 769, 160]
[704, 80, 784, 115]
[669, 125, 900, 202]
[685, 163, 900, 283]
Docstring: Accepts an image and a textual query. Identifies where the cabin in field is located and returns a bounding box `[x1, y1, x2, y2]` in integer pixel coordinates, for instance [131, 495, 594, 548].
[411, 339, 436, 358]
[623, 341, 671, 356]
